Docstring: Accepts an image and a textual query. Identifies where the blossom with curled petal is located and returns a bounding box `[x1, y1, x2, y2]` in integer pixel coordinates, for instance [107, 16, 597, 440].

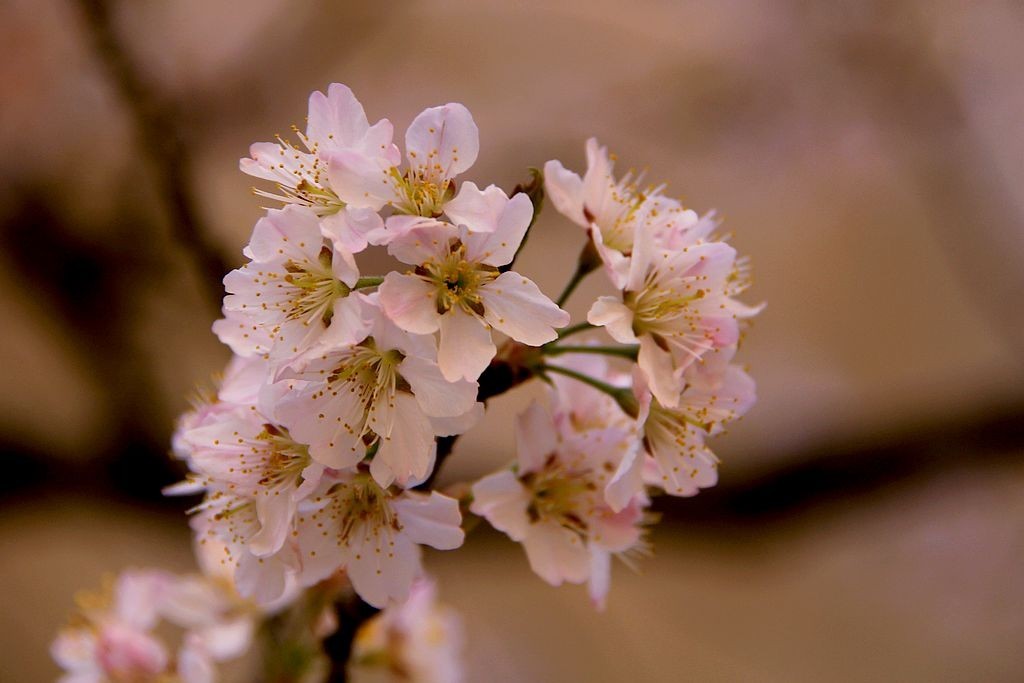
[241, 82, 394, 252]
[276, 297, 479, 487]
[379, 214, 569, 381]
[295, 471, 464, 608]
[607, 347, 756, 503]
[588, 221, 751, 408]
[216, 204, 371, 364]
[471, 401, 648, 608]
[349, 578, 464, 683]
[545, 138, 704, 287]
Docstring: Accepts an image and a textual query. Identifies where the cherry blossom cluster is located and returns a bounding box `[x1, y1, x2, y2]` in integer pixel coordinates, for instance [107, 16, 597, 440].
[55, 83, 760, 681]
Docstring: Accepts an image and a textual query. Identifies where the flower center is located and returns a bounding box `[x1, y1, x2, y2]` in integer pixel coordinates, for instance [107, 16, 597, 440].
[325, 340, 406, 443]
[416, 241, 497, 316]
[389, 167, 455, 217]
[330, 474, 401, 540]
[256, 425, 312, 491]
[283, 247, 350, 327]
[521, 457, 596, 535]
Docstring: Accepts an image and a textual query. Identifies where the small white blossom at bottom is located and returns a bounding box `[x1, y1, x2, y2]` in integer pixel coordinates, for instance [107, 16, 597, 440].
[348, 578, 464, 683]
[295, 471, 464, 608]
[51, 569, 255, 683]
[471, 401, 649, 608]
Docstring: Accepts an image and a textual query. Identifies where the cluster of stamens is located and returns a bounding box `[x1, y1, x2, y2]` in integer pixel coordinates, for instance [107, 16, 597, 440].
[415, 240, 497, 316]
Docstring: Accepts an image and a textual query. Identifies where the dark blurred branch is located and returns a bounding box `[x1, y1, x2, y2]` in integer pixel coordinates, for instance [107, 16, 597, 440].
[74, 0, 229, 309]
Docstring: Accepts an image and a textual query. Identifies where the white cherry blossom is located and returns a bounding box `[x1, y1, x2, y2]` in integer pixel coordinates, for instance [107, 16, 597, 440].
[276, 297, 479, 487]
[379, 215, 569, 381]
[471, 401, 647, 607]
[295, 472, 464, 608]
[217, 204, 371, 364]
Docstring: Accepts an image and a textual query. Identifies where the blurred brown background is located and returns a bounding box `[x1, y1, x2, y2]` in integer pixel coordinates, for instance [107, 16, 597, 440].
[2, 0, 1023, 680]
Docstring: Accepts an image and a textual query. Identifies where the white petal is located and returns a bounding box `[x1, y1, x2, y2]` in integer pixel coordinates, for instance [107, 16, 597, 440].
[445, 181, 514, 233]
[587, 297, 638, 343]
[320, 206, 383, 255]
[405, 103, 478, 180]
[469, 471, 530, 541]
[521, 522, 591, 586]
[247, 205, 324, 264]
[638, 336, 683, 408]
[327, 149, 399, 210]
[437, 308, 494, 382]
[400, 355, 478, 418]
[588, 548, 612, 611]
[250, 494, 293, 557]
[345, 525, 419, 608]
[604, 440, 645, 513]
[306, 83, 371, 148]
[371, 393, 436, 488]
[543, 158, 586, 226]
[392, 491, 464, 550]
[515, 401, 557, 473]
[430, 402, 485, 437]
[379, 273, 442, 334]
[385, 219, 458, 265]
[479, 272, 568, 345]
[235, 551, 289, 605]
[461, 193, 533, 266]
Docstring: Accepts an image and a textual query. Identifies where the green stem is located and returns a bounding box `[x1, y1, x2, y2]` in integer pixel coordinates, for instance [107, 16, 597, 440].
[542, 344, 639, 361]
[539, 363, 638, 417]
[556, 321, 596, 340]
[555, 266, 588, 308]
[353, 276, 384, 289]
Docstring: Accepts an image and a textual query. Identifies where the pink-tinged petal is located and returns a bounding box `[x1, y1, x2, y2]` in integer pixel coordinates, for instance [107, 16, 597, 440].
[604, 441, 644, 513]
[241, 142, 315, 185]
[250, 494, 293, 557]
[212, 310, 272, 358]
[295, 507, 346, 587]
[587, 297, 637, 343]
[638, 336, 683, 409]
[392, 491, 464, 550]
[114, 570, 171, 630]
[429, 402, 484, 437]
[437, 308, 494, 382]
[235, 550, 289, 605]
[218, 355, 269, 405]
[521, 521, 591, 585]
[515, 401, 557, 473]
[52, 629, 98, 673]
[247, 205, 325, 264]
[318, 293, 373, 348]
[276, 389, 366, 469]
[543, 158, 586, 226]
[345, 525, 420, 608]
[469, 471, 530, 541]
[327, 149, 399, 210]
[460, 193, 533, 266]
[399, 355, 477, 418]
[646, 423, 719, 497]
[177, 636, 214, 683]
[370, 393, 436, 488]
[445, 181, 515, 233]
[591, 504, 643, 553]
[588, 548, 611, 611]
[385, 219, 458, 265]
[589, 225, 630, 289]
[95, 623, 169, 679]
[306, 83, 370, 148]
[479, 272, 568, 345]
[625, 221, 658, 293]
[320, 207, 383, 255]
[379, 273, 442, 334]
[405, 103, 478, 181]
[195, 617, 255, 661]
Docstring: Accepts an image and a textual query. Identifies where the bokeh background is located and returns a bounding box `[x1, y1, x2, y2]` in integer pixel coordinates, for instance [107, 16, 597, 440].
[2, 0, 1023, 680]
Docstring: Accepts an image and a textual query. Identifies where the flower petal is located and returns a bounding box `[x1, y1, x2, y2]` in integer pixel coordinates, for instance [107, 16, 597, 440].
[405, 103, 478, 181]
[460, 193, 533, 266]
[379, 273, 442, 335]
[479, 272, 568, 346]
[437, 308, 494, 382]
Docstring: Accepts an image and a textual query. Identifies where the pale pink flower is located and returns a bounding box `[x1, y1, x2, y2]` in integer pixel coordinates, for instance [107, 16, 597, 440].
[276, 297, 479, 487]
[544, 138, 700, 287]
[471, 402, 647, 607]
[379, 217, 568, 381]
[328, 102, 517, 234]
[217, 204, 371, 364]
[349, 578, 464, 683]
[295, 471, 464, 608]
[241, 83, 393, 252]
[608, 348, 756, 501]
[588, 223, 749, 408]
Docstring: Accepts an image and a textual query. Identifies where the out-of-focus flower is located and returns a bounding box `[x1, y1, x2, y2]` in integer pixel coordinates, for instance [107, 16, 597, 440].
[349, 579, 464, 683]
[471, 401, 648, 607]
[295, 471, 464, 608]
[379, 217, 568, 381]
[52, 569, 255, 683]
[276, 297, 479, 487]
